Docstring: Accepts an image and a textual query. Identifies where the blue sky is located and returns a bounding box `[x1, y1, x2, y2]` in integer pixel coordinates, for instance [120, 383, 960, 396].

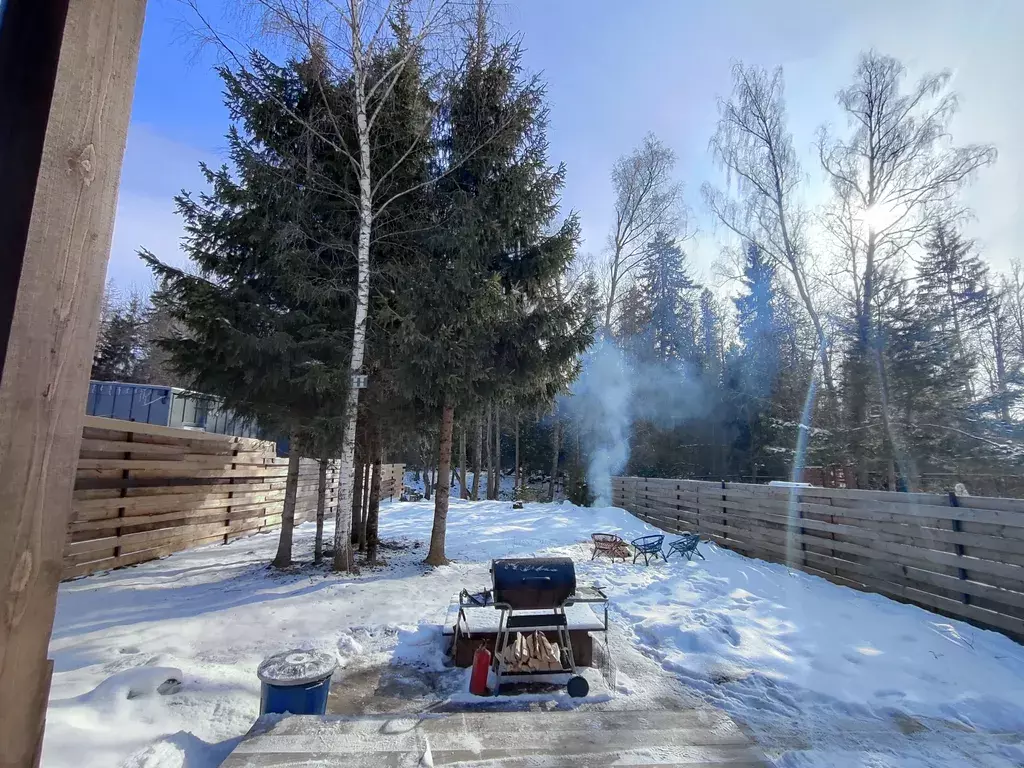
[109, 0, 1023, 292]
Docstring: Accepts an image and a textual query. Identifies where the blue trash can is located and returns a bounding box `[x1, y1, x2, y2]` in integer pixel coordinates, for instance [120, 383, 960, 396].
[257, 649, 338, 716]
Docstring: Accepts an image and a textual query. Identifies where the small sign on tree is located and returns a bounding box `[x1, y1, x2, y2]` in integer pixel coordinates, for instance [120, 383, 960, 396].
[351, 374, 369, 389]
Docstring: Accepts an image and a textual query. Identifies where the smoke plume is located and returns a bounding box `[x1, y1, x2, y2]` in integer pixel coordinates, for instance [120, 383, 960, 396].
[562, 338, 708, 506]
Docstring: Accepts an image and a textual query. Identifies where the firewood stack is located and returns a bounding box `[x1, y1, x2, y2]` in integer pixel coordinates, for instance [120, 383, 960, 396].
[497, 631, 562, 672]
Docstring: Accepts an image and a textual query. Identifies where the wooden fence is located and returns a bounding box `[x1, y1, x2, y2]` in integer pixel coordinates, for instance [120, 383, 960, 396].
[65, 416, 403, 579]
[613, 476, 1024, 641]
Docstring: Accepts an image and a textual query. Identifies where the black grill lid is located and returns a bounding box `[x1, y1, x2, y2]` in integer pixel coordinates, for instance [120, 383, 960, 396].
[491, 557, 576, 609]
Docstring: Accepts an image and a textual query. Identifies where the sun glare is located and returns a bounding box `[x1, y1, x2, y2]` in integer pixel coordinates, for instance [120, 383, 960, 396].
[859, 203, 900, 234]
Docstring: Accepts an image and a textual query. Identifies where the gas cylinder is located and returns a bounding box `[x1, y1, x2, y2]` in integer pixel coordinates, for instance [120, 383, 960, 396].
[469, 646, 491, 696]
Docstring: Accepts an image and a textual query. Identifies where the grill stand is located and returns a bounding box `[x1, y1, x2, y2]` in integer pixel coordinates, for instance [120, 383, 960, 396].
[493, 603, 580, 694]
[457, 586, 608, 698]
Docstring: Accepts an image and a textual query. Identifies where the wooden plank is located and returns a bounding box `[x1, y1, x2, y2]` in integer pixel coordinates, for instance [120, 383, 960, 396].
[68, 498, 285, 533]
[0, 1, 147, 763]
[75, 456, 285, 471]
[73, 478, 286, 502]
[75, 466, 290, 482]
[798, 549, 1024, 613]
[710, 484, 1024, 529]
[78, 438, 187, 456]
[699, 498, 1024, 558]
[72, 488, 279, 520]
[220, 709, 767, 767]
[82, 415, 271, 446]
[702, 492, 1024, 535]
[66, 503, 281, 545]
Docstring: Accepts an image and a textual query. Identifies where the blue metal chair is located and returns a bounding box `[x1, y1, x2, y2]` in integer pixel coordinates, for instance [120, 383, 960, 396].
[664, 533, 704, 562]
[630, 534, 665, 565]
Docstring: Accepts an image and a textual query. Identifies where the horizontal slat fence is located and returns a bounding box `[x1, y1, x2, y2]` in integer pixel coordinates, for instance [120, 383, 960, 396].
[65, 416, 403, 579]
[613, 476, 1024, 641]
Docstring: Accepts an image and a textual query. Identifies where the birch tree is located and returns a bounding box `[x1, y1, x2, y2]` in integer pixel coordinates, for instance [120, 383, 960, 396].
[212, 0, 453, 570]
[602, 134, 684, 334]
[703, 63, 835, 397]
[818, 50, 995, 484]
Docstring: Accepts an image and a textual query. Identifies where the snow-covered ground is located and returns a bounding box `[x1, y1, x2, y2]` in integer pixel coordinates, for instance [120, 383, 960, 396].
[45, 499, 1024, 767]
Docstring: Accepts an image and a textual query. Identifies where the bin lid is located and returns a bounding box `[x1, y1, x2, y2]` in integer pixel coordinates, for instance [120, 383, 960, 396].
[257, 649, 338, 686]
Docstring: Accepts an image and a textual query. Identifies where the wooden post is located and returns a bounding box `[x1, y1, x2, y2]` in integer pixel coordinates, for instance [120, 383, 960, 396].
[948, 490, 971, 605]
[0, 1, 147, 764]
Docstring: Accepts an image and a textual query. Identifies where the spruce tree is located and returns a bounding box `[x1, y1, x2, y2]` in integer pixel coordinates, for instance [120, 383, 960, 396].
[635, 231, 698, 365]
[731, 243, 800, 480]
[917, 223, 992, 384]
[392, 13, 595, 564]
[92, 294, 149, 383]
[143, 55, 354, 568]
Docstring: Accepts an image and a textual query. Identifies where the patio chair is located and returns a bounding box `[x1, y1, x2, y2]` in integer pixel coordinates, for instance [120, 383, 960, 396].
[664, 533, 704, 562]
[630, 534, 665, 565]
[591, 533, 631, 562]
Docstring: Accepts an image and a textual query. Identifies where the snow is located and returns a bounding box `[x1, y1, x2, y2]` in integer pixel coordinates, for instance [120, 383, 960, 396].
[256, 649, 336, 685]
[45, 498, 1024, 767]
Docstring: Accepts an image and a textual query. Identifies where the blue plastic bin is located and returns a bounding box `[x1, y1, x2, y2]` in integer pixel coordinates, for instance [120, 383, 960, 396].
[257, 649, 338, 716]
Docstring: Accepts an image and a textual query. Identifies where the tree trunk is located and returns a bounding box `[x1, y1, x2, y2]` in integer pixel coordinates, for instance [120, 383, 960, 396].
[847, 238, 877, 489]
[424, 461, 431, 500]
[365, 425, 383, 563]
[603, 252, 621, 335]
[314, 458, 328, 564]
[494, 406, 501, 499]
[459, 427, 468, 499]
[426, 404, 455, 565]
[333, 36, 374, 573]
[471, 412, 482, 500]
[273, 438, 302, 568]
[430, 466, 436, 499]
[351, 433, 364, 546]
[548, 415, 560, 502]
[514, 416, 520, 493]
[359, 461, 371, 550]
[486, 402, 495, 499]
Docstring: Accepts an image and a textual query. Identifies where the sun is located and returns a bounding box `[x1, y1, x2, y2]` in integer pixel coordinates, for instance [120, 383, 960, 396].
[858, 203, 900, 234]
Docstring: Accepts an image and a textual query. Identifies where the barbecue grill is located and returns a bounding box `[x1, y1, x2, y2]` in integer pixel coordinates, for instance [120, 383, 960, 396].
[466, 557, 605, 697]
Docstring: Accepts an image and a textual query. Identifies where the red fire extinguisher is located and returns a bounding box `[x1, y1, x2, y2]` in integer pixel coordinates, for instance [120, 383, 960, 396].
[469, 646, 491, 696]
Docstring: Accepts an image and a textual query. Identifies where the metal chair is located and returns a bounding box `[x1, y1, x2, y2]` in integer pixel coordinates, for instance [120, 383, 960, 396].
[630, 534, 665, 565]
[591, 533, 631, 562]
[664, 534, 704, 561]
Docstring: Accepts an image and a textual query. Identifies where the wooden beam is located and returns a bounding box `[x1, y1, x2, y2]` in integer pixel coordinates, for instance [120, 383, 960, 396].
[0, 1, 147, 765]
[0, 0, 72, 367]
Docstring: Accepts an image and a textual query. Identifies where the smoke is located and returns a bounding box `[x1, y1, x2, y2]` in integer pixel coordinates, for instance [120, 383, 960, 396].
[563, 340, 631, 505]
[562, 338, 709, 506]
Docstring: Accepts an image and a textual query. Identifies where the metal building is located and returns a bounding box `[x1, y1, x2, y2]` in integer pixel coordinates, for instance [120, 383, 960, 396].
[85, 380, 262, 438]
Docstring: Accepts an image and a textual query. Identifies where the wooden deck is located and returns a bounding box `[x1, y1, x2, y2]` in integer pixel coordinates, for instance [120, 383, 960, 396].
[220, 708, 769, 767]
